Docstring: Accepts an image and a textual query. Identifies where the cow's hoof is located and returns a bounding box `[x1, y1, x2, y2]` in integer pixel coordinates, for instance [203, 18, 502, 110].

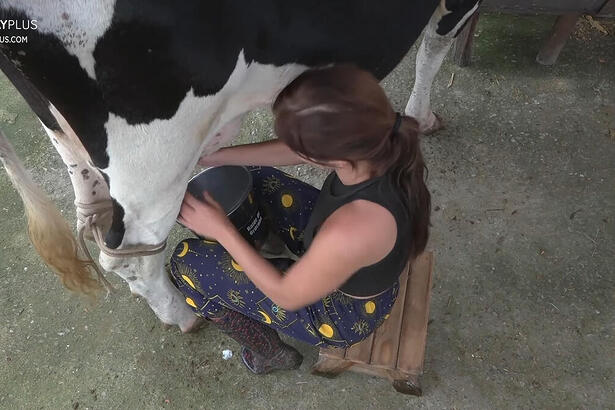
[181, 316, 208, 334]
[419, 112, 444, 135]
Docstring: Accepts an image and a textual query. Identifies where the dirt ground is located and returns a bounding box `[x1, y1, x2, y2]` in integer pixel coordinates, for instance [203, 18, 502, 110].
[1, 14, 614, 410]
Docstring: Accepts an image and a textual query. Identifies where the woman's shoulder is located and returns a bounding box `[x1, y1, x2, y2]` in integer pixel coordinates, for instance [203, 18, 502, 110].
[317, 199, 397, 263]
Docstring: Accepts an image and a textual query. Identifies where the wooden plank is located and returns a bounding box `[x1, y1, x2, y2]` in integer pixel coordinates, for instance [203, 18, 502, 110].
[345, 363, 402, 379]
[396, 252, 434, 375]
[348, 363, 407, 380]
[368, 264, 410, 369]
[345, 333, 374, 364]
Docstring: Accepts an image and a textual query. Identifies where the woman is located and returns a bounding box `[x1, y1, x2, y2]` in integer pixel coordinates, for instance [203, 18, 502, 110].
[171, 65, 431, 374]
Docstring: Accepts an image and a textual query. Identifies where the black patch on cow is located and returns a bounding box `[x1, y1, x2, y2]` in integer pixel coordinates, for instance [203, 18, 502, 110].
[437, 0, 481, 36]
[0, 8, 111, 168]
[105, 197, 126, 249]
[96, 169, 126, 249]
[2, 1, 444, 249]
[101, 171, 110, 187]
[3, 1, 442, 165]
[92, 0, 441, 124]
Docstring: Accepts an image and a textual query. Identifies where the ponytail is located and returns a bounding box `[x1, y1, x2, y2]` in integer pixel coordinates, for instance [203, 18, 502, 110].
[385, 115, 431, 261]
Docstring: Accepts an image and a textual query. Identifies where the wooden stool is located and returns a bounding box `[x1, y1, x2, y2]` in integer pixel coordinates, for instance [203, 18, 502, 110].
[311, 252, 434, 396]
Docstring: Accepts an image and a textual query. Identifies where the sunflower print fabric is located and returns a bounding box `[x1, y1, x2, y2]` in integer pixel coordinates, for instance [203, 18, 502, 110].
[169, 166, 398, 348]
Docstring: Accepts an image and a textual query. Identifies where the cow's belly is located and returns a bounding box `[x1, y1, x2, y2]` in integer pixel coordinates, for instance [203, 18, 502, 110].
[102, 51, 307, 246]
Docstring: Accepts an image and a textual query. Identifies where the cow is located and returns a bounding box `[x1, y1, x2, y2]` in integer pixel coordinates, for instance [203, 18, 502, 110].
[0, 0, 480, 332]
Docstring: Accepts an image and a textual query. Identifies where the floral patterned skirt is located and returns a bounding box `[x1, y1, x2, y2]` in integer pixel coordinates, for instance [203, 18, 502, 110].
[169, 166, 398, 348]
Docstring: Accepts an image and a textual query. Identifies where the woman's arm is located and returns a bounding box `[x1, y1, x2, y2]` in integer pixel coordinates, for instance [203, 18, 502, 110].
[199, 139, 306, 167]
[179, 193, 397, 311]
[219, 201, 397, 310]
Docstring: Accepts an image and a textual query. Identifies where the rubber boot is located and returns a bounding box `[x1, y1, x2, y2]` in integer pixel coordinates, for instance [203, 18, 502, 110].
[210, 308, 303, 374]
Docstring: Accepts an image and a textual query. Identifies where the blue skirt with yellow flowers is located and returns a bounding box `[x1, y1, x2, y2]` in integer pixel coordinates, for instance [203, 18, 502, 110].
[169, 167, 398, 348]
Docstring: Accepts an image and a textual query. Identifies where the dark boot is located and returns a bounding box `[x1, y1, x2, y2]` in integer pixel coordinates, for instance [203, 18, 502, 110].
[210, 308, 303, 374]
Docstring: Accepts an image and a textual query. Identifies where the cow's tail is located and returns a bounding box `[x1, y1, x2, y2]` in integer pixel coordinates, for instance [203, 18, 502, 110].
[0, 128, 101, 296]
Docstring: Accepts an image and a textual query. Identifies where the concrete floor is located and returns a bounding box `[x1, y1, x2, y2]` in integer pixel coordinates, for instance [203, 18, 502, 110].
[1, 14, 614, 409]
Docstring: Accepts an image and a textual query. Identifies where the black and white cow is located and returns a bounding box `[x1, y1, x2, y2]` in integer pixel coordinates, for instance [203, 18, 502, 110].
[0, 0, 480, 332]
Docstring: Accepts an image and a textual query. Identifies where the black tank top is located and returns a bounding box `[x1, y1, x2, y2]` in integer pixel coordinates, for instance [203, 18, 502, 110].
[303, 171, 411, 297]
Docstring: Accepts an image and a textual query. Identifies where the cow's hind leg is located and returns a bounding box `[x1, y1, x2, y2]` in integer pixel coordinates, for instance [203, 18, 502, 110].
[44, 107, 198, 331]
[406, 0, 481, 134]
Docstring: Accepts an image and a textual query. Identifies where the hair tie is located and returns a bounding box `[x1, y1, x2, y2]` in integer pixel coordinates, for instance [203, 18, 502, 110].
[389, 112, 402, 138]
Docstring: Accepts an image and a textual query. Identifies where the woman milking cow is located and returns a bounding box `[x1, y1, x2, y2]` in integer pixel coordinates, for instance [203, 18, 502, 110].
[170, 65, 431, 374]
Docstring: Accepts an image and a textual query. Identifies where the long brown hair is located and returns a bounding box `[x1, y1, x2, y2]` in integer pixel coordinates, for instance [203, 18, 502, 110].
[273, 65, 431, 260]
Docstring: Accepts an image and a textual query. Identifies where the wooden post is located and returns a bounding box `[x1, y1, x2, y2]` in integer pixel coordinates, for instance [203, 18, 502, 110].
[536, 13, 582, 65]
[598, 0, 615, 16]
[452, 13, 480, 67]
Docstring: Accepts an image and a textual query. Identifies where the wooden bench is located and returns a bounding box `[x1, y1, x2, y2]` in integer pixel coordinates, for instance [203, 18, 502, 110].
[311, 252, 434, 396]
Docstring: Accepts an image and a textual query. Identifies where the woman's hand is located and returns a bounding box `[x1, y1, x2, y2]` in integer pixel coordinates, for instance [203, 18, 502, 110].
[178, 191, 234, 240]
[197, 152, 221, 168]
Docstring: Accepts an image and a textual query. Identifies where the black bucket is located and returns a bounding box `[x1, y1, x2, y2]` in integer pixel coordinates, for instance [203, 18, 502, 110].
[183, 166, 268, 247]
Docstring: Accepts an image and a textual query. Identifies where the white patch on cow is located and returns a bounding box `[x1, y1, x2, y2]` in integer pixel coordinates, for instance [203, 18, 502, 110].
[208, 115, 245, 156]
[103, 51, 306, 246]
[44, 105, 198, 330]
[2, 0, 116, 79]
[97, 51, 305, 327]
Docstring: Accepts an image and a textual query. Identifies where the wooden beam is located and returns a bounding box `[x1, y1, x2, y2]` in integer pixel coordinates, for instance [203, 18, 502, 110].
[599, 0, 615, 16]
[536, 13, 582, 65]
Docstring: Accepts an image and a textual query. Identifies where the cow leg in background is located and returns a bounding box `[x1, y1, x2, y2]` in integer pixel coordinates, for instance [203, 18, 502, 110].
[406, 0, 481, 134]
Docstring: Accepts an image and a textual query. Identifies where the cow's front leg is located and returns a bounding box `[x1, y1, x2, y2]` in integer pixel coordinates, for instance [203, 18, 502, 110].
[99, 252, 200, 332]
[406, 0, 481, 134]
